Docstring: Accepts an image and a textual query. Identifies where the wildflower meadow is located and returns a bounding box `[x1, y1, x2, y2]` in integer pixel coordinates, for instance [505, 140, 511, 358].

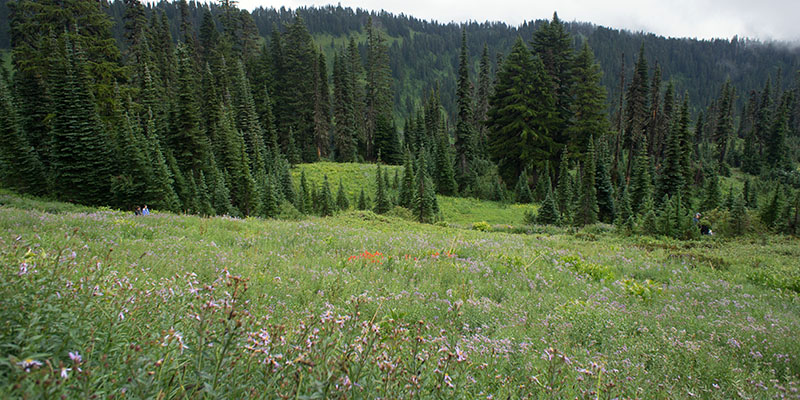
[0, 191, 798, 398]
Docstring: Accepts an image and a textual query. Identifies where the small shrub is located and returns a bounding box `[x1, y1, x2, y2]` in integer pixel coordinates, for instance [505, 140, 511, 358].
[622, 278, 663, 300]
[472, 221, 492, 232]
[560, 255, 614, 281]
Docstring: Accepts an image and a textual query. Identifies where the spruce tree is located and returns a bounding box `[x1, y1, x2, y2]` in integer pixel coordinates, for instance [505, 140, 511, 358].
[364, 17, 394, 161]
[144, 112, 181, 212]
[49, 41, 114, 205]
[358, 188, 368, 210]
[319, 175, 335, 216]
[433, 124, 458, 196]
[556, 148, 572, 217]
[474, 44, 492, 155]
[615, 184, 635, 230]
[298, 169, 310, 214]
[568, 42, 610, 158]
[657, 113, 685, 201]
[0, 78, 46, 195]
[197, 171, 215, 216]
[536, 175, 560, 225]
[701, 174, 722, 212]
[412, 148, 439, 223]
[399, 150, 416, 208]
[374, 164, 391, 214]
[595, 138, 616, 223]
[629, 138, 654, 215]
[336, 179, 350, 211]
[313, 52, 332, 160]
[761, 185, 785, 229]
[455, 28, 477, 192]
[730, 194, 749, 236]
[514, 169, 534, 204]
[487, 37, 558, 185]
[574, 138, 598, 226]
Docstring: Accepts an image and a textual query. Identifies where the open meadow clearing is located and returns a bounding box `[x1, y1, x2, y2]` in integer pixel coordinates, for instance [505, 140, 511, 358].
[1, 191, 798, 398]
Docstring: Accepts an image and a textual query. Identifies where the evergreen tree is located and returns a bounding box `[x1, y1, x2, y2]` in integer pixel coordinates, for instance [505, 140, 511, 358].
[730, 194, 749, 236]
[657, 111, 685, 201]
[474, 44, 492, 155]
[513, 169, 534, 204]
[49, 41, 114, 205]
[374, 114, 402, 164]
[433, 124, 458, 195]
[364, 17, 394, 161]
[358, 188, 368, 210]
[615, 184, 634, 230]
[373, 164, 391, 214]
[595, 138, 616, 223]
[143, 112, 181, 212]
[743, 179, 755, 208]
[197, 171, 215, 217]
[0, 78, 46, 195]
[398, 150, 416, 208]
[766, 93, 791, 170]
[336, 179, 349, 211]
[455, 28, 477, 192]
[556, 148, 572, 217]
[298, 169, 311, 214]
[412, 148, 439, 223]
[714, 80, 735, 166]
[701, 174, 722, 212]
[281, 16, 317, 161]
[629, 138, 654, 215]
[170, 43, 209, 175]
[761, 185, 786, 229]
[319, 175, 335, 216]
[487, 37, 558, 185]
[531, 12, 572, 141]
[574, 138, 598, 226]
[568, 42, 610, 158]
[623, 45, 650, 179]
[313, 52, 332, 160]
[536, 175, 560, 225]
[332, 50, 357, 161]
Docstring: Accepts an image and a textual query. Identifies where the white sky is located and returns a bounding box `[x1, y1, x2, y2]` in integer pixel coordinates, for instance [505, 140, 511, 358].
[235, 0, 800, 43]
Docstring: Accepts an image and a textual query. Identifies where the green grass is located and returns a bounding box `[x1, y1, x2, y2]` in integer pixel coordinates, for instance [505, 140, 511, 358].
[0, 191, 798, 398]
[439, 196, 536, 227]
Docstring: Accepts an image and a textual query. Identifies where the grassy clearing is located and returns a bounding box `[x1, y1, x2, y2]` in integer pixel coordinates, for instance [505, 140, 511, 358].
[0, 192, 798, 398]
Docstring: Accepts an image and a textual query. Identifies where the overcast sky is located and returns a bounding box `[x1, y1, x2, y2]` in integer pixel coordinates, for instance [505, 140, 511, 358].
[234, 0, 800, 43]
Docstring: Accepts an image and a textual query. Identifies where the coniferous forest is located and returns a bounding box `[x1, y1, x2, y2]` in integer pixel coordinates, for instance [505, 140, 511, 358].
[1, 0, 799, 237]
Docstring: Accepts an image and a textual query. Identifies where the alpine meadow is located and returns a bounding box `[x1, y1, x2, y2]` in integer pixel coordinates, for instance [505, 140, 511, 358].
[0, 0, 799, 399]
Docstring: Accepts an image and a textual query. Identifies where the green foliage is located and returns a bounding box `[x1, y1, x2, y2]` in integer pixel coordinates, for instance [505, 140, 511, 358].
[560, 255, 614, 281]
[373, 164, 391, 214]
[471, 221, 492, 232]
[513, 169, 533, 204]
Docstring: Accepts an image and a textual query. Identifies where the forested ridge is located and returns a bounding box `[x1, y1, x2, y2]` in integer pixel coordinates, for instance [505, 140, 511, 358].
[1, 0, 799, 237]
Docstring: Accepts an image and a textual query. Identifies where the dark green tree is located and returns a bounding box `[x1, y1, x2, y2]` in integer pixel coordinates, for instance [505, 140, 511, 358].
[568, 42, 609, 158]
[454, 28, 477, 192]
[49, 41, 114, 205]
[319, 175, 335, 216]
[701, 174, 722, 212]
[487, 37, 558, 185]
[595, 138, 616, 223]
[336, 179, 349, 211]
[373, 164, 392, 214]
[412, 148, 439, 223]
[0, 78, 46, 195]
[513, 169, 534, 204]
[574, 137, 598, 226]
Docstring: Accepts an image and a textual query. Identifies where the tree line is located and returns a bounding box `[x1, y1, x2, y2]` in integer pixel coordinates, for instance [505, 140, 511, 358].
[0, 1, 798, 235]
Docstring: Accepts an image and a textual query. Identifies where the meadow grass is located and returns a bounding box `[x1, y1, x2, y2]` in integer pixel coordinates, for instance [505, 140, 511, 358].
[0, 191, 798, 398]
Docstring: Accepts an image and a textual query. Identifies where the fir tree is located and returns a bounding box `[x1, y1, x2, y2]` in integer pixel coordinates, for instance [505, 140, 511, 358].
[398, 150, 416, 208]
[298, 169, 311, 214]
[574, 137, 598, 226]
[364, 17, 394, 161]
[629, 138, 654, 215]
[701, 174, 722, 212]
[433, 124, 458, 196]
[568, 42, 610, 158]
[455, 28, 477, 192]
[358, 188, 368, 210]
[514, 169, 534, 204]
[730, 194, 749, 236]
[313, 52, 332, 160]
[474, 44, 492, 155]
[0, 78, 46, 195]
[197, 171, 215, 216]
[373, 164, 391, 214]
[615, 184, 635, 230]
[49, 41, 114, 205]
[556, 148, 572, 217]
[144, 112, 181, 212]
[336, 179, 349, 211]
[761, 185, 785, 229]
[412, 147, 439, 223]
[487, 37, 558, 185]
[319, 175, 335, 216]
[536, 175, 560, 225]
[657, 112, 685, 201]
[595, 138, 616, 223]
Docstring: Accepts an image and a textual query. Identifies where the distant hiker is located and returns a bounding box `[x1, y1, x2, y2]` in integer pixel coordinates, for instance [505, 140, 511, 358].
[142, 205, 150, 215]
[135, 206, 142, 216]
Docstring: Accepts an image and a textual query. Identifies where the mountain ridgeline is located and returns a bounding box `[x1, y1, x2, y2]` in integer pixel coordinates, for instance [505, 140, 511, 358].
[1, 0, 799, 237]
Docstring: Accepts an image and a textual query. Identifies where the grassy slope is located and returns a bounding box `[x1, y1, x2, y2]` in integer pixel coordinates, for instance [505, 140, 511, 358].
[1, 190, 798, 397]
[292, 162, 537, 227]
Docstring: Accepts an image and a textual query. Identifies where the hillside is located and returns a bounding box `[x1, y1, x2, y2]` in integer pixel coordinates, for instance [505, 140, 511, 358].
[2, 1, 799, 119]
[1, 190, 798, 397]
